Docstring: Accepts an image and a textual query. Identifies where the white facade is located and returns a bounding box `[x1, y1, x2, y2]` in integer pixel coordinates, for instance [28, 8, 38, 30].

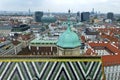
[104, 65, 120, 80]
[95, 49, 110, 56]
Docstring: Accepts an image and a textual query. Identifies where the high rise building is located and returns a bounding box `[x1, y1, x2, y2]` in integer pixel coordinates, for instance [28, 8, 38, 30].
[77, 12, 80, 16]
[34, 11, 43, 22]
[91, 8, 95, 14]
[107, 12, 114, 20]
[28, 8, 31, 16]
[81, 12, 90, 22]
[76, 12, 81, 22]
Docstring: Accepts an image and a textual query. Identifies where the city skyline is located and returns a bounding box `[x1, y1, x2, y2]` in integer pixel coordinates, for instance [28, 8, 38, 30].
[0, 0, 120, 13]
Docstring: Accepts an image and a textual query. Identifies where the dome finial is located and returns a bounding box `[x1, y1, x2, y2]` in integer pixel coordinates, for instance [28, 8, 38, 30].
[67, 9, 71, 31]
[68, 9, 71, 21]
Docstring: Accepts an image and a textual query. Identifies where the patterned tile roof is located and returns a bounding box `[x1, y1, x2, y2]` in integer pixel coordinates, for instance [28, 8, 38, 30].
[0, 56, 104, 80]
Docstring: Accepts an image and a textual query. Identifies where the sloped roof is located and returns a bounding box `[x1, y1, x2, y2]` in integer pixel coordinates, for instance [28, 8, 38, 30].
[102, 55, 120, 66]
[88, 42, 120, 54]
[85, 48, 97, 55]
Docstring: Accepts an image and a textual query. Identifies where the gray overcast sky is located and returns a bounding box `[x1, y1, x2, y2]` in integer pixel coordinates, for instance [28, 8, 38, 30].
[0, 0, 120, 13]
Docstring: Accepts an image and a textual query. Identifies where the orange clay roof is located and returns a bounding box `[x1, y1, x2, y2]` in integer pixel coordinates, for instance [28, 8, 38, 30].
[88, 42, 120, 54]
[97, 27, 120, 42]
[100, 33, 118, 42]
[97, 27, 120, 33]
[81, 36, 86, 42]
[84, 48, 97, 55]
[102, 55, 120, 66]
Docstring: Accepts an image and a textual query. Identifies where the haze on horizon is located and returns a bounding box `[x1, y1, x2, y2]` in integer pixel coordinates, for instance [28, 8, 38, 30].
[0, 0, 120, 13]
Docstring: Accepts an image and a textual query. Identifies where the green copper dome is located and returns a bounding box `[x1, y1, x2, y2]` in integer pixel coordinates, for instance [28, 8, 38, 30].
[57, 23, 81, 48]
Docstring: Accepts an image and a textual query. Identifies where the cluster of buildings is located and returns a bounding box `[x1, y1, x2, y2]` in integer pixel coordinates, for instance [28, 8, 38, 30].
[0, 9, 120, 80]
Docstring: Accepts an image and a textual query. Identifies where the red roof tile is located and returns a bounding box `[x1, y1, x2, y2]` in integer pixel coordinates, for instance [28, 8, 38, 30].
[102, 55, 120, 66]
[85, 48, 97, 55]
[88, 42, 120, 54]
[81, 36, 86, 42]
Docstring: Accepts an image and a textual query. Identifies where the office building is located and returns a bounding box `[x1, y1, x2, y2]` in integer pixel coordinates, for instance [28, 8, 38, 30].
[34, 11, 43, 22]
[76, 12, 81, 22]
[81, 12, 90, 22]
[107, 12, 114, 20]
